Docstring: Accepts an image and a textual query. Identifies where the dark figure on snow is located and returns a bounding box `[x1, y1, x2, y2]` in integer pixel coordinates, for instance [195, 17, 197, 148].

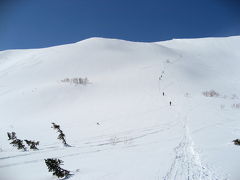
[163, 92, 165, 96]
[170, 101, 172, 106]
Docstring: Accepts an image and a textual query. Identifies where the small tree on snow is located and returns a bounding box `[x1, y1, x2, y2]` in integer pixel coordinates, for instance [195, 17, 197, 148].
[25, 140, 39, 150]
[233, 139, 240, 145]
[52, 123, 70, 147]
[45, 158, 70, 178]
[7, 132, 26, 151]
[11, 139, 26, 151]
[7, 132, 17, 140]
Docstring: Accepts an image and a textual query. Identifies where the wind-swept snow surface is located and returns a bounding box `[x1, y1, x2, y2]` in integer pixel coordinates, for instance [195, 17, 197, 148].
[0, 36, 240, 180]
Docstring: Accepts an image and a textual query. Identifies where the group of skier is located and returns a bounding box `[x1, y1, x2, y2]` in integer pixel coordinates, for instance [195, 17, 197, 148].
[162, 91, 172, 106]
[159, 72, 172, 106]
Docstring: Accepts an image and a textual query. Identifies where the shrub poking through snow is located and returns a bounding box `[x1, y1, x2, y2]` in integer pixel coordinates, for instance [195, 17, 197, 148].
[11, 139, 26, 151]
[7, 132, 17, 140]
[52, 123, 70, 147]
[202, 90, 219, 97]
[232, 103, 240, 109]
[45, 158, 70, 178]
[233, 139, 240, 145]
[7, 132, 26, 151]
[61, 77, 89, 85]
[24, 140, 39, 150]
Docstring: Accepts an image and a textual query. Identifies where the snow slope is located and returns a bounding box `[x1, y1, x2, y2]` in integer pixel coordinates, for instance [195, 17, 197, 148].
[1, 36, 240, 180]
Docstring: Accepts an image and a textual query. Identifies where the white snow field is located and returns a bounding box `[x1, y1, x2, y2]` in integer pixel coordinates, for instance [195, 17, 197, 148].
[0, 36, 240, 180]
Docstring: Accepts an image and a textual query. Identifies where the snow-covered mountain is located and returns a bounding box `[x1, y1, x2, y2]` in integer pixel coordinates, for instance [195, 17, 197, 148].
[1, 36, 240, 180]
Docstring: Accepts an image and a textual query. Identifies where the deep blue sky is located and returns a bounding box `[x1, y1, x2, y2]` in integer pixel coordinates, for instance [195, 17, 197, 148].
[0, 0, 240, 50]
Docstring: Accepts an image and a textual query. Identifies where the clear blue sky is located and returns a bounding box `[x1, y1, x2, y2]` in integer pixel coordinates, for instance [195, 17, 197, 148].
[0, 0, 240, 50]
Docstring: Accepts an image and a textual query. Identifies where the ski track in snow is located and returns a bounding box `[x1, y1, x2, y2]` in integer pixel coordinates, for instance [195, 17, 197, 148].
[0, 119, 179, 169]
[159, 61, 227, 180]
[163, 126, 227, 180]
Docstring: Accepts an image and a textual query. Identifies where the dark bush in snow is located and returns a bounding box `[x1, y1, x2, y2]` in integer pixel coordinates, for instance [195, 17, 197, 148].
[51, 123, 70, 147]
[45, 158, 70, 178]
[7, 132, 17, 140]
[233, 139, 240, 145]
[11, 139, 26, 151]
[24, 140, 39, 150]
[7, 132, 26, 151]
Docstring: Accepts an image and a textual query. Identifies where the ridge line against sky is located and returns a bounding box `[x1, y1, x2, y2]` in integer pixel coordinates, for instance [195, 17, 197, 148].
[0, 0, 240, 50]
[2, 35, 240, 52]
